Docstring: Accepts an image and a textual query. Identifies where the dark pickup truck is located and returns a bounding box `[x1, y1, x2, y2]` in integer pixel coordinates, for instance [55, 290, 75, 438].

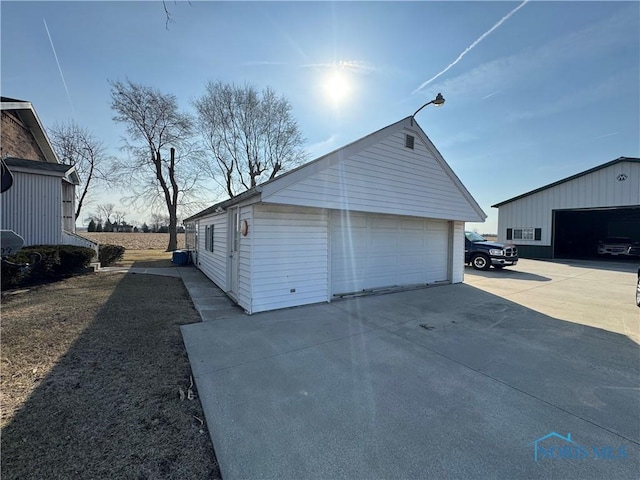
[465, 231, 518, 270]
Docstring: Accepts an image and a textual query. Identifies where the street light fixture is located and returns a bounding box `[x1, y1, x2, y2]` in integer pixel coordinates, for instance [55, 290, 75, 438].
[411, 93, 445, 125]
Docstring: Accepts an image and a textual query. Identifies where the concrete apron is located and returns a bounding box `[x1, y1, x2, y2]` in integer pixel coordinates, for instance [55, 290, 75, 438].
[179, 271, 640, 480]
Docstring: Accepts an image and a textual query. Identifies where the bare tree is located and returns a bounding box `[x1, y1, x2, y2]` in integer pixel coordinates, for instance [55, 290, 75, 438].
[110, 79, 199, 251]
[193, 81, 307, 199]
[149, 213, 170, 233]
[161, 0, 189, 29]
[49, 121, 110, 219]
[97, 203, 116, 223]
[114, 210, 127, 225]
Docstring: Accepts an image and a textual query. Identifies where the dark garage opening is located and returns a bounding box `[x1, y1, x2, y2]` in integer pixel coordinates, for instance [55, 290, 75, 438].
[553, 207, 640, 259]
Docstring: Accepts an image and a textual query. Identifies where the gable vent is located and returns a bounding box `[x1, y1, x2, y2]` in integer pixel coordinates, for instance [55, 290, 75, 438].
[405, 134, 415, 149]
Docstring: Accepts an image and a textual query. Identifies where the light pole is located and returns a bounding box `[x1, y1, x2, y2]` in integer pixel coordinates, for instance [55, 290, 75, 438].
[411, 93, 445, 125]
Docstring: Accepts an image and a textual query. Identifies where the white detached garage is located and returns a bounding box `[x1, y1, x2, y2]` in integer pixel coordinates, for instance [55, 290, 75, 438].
[184, 117, 486, 314]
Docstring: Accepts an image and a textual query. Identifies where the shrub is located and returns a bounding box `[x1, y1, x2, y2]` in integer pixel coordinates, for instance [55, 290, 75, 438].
[98, 244, 125, 267]
[1, 245, 95, 290]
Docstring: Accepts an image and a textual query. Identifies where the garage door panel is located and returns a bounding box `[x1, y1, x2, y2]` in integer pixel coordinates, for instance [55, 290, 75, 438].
[369, 216, 398, 229]
[331, 213, 449, 295]
[398, 254, 426, 267]
[400, 232, 427, 250]
[332, 213, 367, 227]
[399, 271, 425, 284]
[399, 218, 425, 230]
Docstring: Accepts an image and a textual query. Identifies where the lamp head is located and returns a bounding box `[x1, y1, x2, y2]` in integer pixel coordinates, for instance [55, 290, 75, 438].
[432, 93, 445, 106]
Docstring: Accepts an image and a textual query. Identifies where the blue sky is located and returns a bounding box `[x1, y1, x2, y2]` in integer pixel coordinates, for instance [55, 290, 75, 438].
[2, 1, 639, 232]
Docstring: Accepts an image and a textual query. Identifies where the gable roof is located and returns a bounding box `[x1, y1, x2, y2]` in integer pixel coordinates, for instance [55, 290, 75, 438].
[1, 97, 60, 164]
[492, 157, 640, 208]
[186, 117, 486, 223]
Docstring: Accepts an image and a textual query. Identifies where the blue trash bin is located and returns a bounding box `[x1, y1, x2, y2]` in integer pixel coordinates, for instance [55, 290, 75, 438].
[172, 250, 189, 265]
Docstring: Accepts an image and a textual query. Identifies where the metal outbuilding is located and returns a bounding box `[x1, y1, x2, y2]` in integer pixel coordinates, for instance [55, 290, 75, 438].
[492, 157, 640, 259]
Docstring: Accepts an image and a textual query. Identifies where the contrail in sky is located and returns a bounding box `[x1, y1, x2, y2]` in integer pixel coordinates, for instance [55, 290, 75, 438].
[481, 90, 501, 100]
[43, 18, 75, 116]
[413, 0, 529, 94]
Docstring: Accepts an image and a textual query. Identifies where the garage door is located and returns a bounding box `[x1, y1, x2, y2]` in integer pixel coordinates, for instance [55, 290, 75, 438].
[330, 212, 449, 295]
[554, 207, 640, 258]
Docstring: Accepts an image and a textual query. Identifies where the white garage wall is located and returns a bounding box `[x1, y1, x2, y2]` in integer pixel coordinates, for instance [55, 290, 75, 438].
[238, 206, 253, 312]
[196, 212, 228, 291]
[261, 126, 484, 222]
[251, 205, 329, 313]
[497, 160, 640, 245]
[452, 221, 465, 284]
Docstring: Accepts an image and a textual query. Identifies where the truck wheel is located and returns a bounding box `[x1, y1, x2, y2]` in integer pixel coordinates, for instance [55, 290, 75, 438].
[471, 254, 490, 271]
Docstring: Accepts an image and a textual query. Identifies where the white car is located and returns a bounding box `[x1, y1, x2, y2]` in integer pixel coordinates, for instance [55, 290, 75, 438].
[597, 237, 633, 256]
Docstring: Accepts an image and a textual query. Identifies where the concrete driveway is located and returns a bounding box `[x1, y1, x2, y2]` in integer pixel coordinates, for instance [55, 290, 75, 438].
[179, 262, 639, 480]
[464, 258, 639, 342]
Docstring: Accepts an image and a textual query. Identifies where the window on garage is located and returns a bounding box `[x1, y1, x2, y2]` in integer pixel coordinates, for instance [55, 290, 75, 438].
[515, 228, 534, 240]
[507, 228, 542, 241]
[205, 225, 214, 252]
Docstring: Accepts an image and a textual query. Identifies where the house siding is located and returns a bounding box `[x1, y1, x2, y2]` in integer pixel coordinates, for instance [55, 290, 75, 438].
[237, 206, 253, 313]
[452, 221, 465, 283]
[0, 171, 62, 246]
[262, 129, 481, 222]
[62, 182, 75, 232]
[496, 160, 640, 246]
[251, 204, 328, 313]
[196, 213, 228, 291]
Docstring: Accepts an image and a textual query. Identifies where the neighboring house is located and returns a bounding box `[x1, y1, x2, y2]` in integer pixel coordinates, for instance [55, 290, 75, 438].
[492, 157, 640, 259]
[0, 96, 97, 253]
[184, 116, 486, 314]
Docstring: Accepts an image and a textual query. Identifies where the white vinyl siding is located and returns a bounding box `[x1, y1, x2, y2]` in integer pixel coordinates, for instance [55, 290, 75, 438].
[62, 182, 75, 232]
[497, 160, 640, 246]
[251, 205, 328, 313]
[330, 212, 449, 295]
[196, 213, 227, 291]
[262, 128, 483, 222]
[451, 221, 465, 284]
[237, 206, 253, 312]
[0, 171, 63, 246]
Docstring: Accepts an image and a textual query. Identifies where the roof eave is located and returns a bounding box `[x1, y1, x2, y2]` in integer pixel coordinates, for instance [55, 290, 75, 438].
[184, 187, 262, 222]
[1, 100, 60, 164]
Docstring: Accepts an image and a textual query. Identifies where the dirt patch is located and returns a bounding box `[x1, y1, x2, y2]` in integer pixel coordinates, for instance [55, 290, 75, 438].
[1, 273, 220, 479]
[82, 232, 187, 250]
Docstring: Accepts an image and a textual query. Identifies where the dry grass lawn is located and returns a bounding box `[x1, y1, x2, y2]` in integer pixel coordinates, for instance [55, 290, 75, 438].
[1, 271, 220, 479]
[83, 232, 186, 251]
[114, 249, 176, 268]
